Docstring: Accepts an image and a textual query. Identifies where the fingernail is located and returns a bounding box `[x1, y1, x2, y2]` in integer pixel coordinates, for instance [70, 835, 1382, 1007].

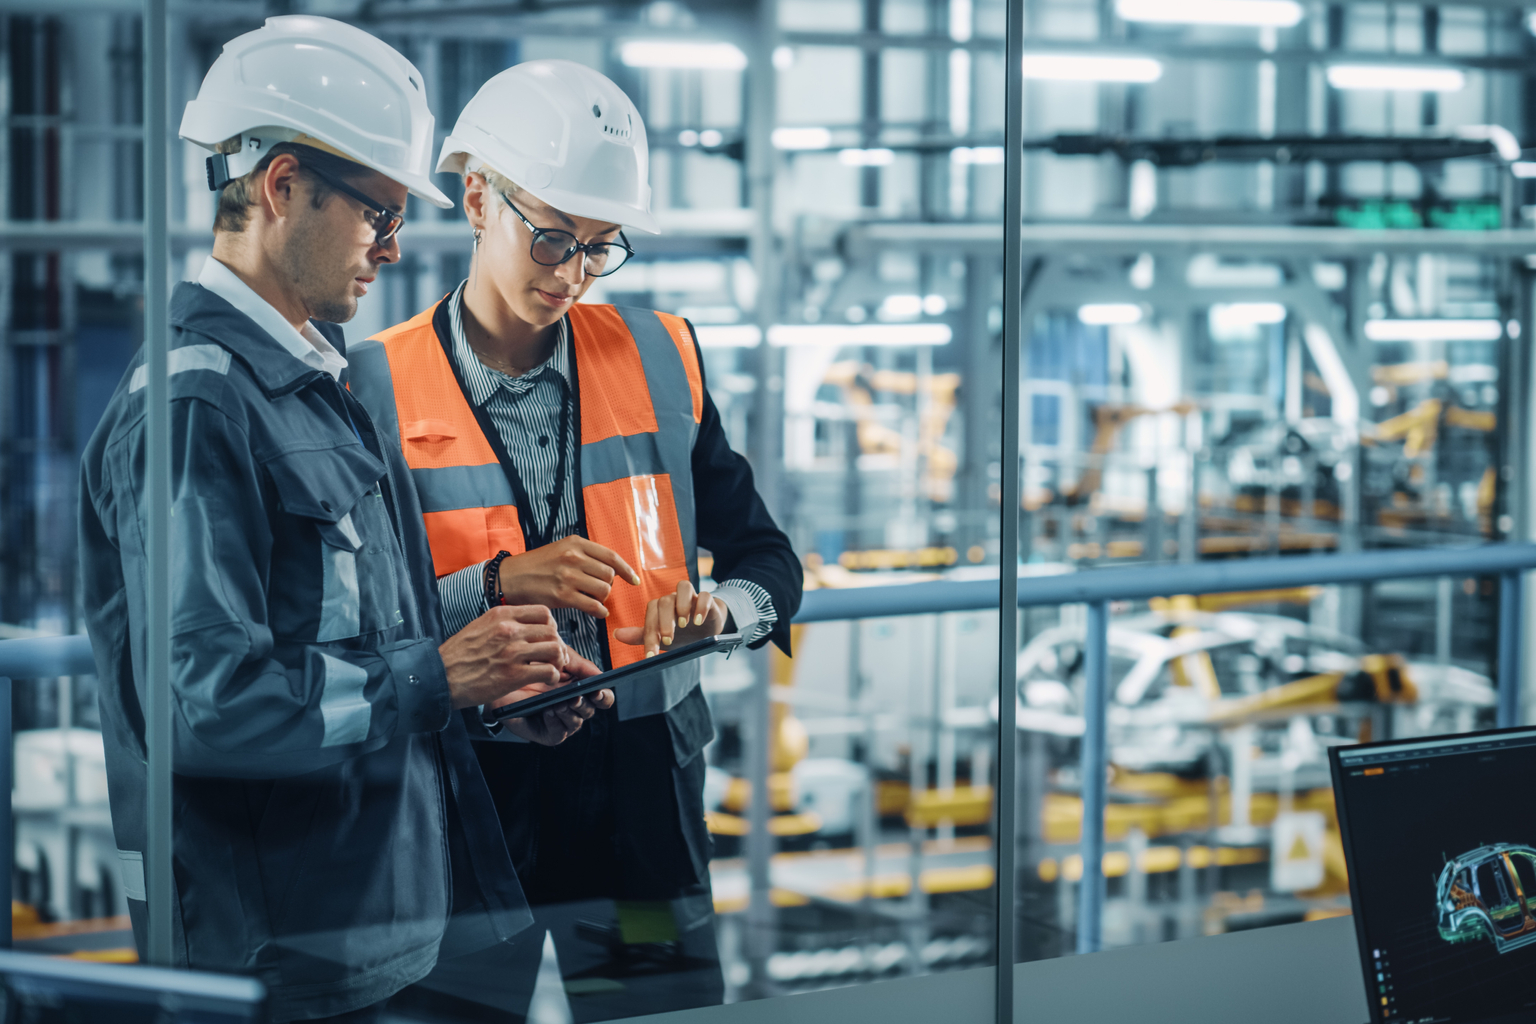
[662, 636, 672, 646]
[694, 613, 704, 625]
[678, 616, 687, 628]
[646, 651, 657, 658]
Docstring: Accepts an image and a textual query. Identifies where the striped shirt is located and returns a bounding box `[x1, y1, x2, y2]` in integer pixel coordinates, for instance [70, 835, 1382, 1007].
[436, 282, 776, 667]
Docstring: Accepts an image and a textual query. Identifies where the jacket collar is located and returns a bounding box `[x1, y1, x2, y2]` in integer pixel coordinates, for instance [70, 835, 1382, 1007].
[169, 281, 347, 398]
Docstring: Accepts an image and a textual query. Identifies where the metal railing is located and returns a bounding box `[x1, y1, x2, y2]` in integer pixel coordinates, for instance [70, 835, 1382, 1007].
[2, 543, 1533, 958]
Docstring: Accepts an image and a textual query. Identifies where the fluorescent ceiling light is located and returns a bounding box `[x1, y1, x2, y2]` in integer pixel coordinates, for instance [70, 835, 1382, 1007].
[694, 325, 762, 348]
[879, 294, 924, 319]
[1512, 161, 1536, 179]
[772, 126, 832, 150]
[1326, 65, 1465, 92]
[951, 146, 1006, 165]
[1022, 54, 1163, 83]
[1363, 319, 1503, 342]
[768, 324, 953, 347]
[1078, 303, 1144, 325]
[620, 40, 747, 71]
[1116, 0, 1302, 26]
[839, 148, 895, 167]
[1210, 302, 1287, 329]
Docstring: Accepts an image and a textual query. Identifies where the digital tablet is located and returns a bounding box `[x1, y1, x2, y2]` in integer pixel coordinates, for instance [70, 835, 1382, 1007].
[485, 633, 744, 722]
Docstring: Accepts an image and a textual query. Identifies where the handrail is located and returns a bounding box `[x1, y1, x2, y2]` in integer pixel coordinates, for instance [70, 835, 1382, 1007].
[5, 544, 1536, 677]
[1, 542, 1532, 960]
[0, 635, 95, 679]
[794, 542, 1536, 621]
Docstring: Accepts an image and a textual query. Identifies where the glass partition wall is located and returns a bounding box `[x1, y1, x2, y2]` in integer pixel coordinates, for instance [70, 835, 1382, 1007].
[2, 0, 1536, 1023]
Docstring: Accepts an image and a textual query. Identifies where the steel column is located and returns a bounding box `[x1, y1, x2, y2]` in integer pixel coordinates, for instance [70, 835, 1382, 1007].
[142, 0, 173, 968]
[995, 0, 1025, 1018]
[1075, 600, 1110, 955]
[1498, 571, 1522, 728]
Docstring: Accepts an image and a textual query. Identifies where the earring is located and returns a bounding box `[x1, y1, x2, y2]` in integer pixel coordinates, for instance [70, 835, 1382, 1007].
[472, 229, 483, 288]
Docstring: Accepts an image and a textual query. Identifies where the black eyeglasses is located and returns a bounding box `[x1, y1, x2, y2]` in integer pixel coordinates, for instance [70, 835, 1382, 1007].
[304, 163, 403, 246]
[500, 193, 635, 277]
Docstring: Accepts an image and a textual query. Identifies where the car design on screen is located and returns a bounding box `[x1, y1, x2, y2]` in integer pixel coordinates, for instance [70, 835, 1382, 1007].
[1436, 844, 1536, 953]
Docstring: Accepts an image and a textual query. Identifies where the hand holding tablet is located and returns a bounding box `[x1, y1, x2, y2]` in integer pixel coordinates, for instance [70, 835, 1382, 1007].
[485, 633, 744, 723]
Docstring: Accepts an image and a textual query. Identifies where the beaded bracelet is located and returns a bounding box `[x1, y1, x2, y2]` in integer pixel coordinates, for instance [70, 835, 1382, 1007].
[484, 550, 513, 608]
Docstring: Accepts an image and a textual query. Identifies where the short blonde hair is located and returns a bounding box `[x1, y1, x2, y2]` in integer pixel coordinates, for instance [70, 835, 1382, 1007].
[472, 163, 521, 204]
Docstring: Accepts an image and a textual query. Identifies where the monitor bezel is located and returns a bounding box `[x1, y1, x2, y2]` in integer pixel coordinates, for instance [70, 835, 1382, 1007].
[1329, 723, 1536, 1024]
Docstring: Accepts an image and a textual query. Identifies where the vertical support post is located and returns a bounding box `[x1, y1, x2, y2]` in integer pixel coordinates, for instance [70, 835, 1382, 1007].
[1498, 571, 1522, 728]
[1076, 599, 1110, 955]
[143, 0, 173, 968]
[995, 0, 1026, 1017]
[0, 676, 10, 949]
[743, 645, 775, 997]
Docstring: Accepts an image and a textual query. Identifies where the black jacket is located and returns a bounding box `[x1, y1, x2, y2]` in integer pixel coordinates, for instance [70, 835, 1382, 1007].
[79, 283, 531, 1021]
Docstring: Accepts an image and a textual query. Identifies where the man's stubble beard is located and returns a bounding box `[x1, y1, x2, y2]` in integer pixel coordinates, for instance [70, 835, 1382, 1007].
[283, 209, 361, 325]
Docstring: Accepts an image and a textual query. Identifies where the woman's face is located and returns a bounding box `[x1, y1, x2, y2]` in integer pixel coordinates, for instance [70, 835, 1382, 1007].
[464, 172, 623, 329]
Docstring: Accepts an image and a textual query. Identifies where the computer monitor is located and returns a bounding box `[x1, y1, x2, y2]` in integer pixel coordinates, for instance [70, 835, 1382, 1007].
[0, 948, 265, 1022]
[1332, 725, 1536, 1024]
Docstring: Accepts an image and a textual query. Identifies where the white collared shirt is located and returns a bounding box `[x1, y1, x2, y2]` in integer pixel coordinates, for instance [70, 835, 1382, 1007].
[197, 257, 349, 381]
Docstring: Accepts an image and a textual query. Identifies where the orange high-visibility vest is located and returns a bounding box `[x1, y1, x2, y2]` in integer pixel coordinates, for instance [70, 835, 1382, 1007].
[363, 300, 704, 669]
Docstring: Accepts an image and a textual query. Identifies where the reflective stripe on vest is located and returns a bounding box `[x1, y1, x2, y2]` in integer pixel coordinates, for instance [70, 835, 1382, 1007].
[368, 301, 703, 669]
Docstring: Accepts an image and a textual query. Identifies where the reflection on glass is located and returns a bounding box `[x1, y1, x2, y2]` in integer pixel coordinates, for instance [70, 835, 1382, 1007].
[6, 0, 1008, 1021]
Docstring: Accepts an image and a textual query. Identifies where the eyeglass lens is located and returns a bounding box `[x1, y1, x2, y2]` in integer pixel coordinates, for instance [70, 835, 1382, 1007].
[529, 231, 630, 276]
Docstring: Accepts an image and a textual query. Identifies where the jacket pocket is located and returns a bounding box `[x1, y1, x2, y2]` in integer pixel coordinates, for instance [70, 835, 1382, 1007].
[266, 447, 405, 642]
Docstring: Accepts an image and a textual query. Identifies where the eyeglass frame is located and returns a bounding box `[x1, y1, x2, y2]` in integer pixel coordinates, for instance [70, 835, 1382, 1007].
[498, 192, 636, 278]
[302, 162, 404, 246]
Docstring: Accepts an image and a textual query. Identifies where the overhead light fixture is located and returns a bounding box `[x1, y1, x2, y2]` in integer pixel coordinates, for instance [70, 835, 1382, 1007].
[839, 148, 895, 167]
[768, 324, 953, 347]
[694, 325, 762, 348]
[620, 40, 747, 71]
[1363, 319, 1503, 342]
[772, 126, 832, 150]
[1021, 54, 1163, 83]
[1210, 302, 1286, 335]
[1326, 65, 1465, 92]
[1512, 161, 1536, 179]
[879, 294, 924, 319]
[951, 146, 1006, 165]
[1078, 303, 1144, 325]
[1116, 0, 1302, 27]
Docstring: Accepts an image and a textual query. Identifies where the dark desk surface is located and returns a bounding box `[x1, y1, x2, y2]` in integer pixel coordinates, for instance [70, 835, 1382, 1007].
[1013, 915, 1370, 1024]
[642, 916, 1370, 1024]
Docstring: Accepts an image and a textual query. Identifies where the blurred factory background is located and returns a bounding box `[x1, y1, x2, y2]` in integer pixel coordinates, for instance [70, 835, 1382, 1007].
[1, 0, 1534, 1014]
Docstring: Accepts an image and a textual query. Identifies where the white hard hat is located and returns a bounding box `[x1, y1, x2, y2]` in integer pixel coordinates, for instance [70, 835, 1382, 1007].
[180, 15, 451, 209]
[437, 60, 658, 234]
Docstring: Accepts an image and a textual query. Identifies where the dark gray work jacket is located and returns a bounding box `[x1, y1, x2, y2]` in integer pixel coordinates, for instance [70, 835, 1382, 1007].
[78, 282, 531, 1022]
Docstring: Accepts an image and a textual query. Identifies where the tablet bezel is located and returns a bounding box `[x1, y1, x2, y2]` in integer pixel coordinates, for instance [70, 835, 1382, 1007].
[485, 632, 744, 722]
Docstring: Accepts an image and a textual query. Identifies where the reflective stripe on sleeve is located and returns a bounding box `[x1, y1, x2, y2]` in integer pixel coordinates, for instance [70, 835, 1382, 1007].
[116, 849, 146, 902]
[318, 652, 372, 747]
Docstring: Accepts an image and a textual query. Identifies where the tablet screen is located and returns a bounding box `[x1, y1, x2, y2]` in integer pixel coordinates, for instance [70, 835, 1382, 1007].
[487, 632, 743, 722]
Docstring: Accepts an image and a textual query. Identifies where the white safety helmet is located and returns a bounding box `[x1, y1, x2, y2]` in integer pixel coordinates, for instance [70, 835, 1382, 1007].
[180, 15, 451, 209]
[437, 60, 658, 234]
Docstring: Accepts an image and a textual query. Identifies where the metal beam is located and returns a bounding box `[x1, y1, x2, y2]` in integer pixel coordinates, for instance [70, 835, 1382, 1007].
[791, 543, 1536, 621]
[996, 0, 1024, 1015]
[1076, 601, 1110, 956]
[849, 222, 1536, 257]
[142, 0, 173, 969]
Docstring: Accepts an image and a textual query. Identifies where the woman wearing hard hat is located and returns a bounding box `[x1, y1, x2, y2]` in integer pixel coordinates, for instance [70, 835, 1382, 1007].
[349, 60, 801, 1019]
[83, 18, 588, 1024]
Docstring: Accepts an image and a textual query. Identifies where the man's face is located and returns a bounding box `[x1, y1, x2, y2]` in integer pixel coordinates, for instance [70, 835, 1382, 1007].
[281, 167, 406, 324]
[477, 184, 623, 329]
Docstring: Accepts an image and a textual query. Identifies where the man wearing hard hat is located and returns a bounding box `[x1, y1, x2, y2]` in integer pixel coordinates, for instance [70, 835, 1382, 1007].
[349, 61, 801, 1018]
[79, 20, 606, 1024]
